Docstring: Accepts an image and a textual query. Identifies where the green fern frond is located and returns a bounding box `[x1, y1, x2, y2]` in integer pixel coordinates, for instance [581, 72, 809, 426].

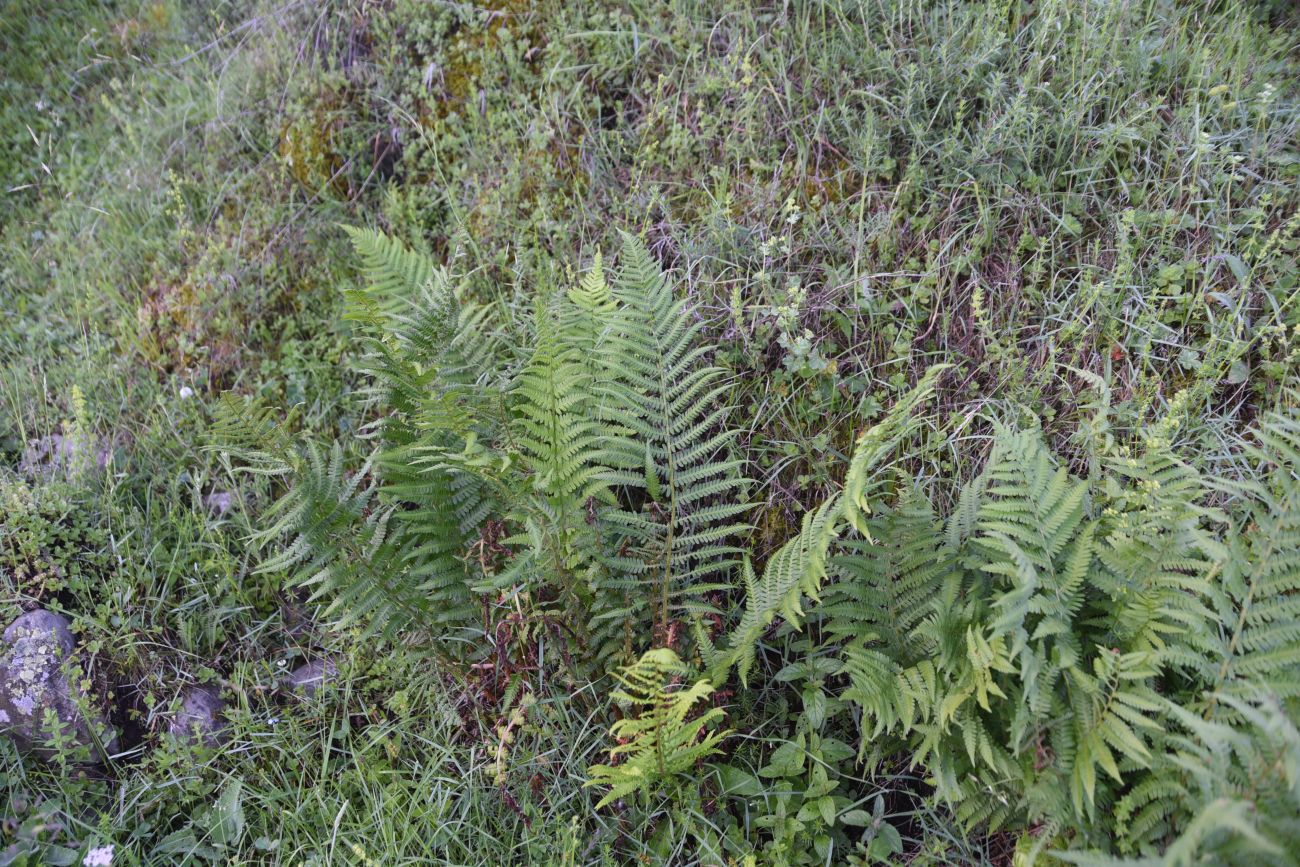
[585, 648, 729, 809]
[841, 364, 950, 537]
[1060, 692, 1300, 865]
[343, 225, 435, 306]
[1094, 443, 1223, 662]
[718, 367, 946, 685]
[513, 314, 610, 503]
[209, 393, 296, 477]
[823, 486, 950, 655]
[1202, 408, 1300, 717]
[722, 497, 841, 685]
[247, 441, 440, 640]
[599, 234, 751, 637]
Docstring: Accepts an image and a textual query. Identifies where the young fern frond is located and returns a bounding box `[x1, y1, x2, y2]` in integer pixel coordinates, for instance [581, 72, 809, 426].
[513, 314, 610, 505]
[488, 311, 615, 618]
[585, 648, 729, 809]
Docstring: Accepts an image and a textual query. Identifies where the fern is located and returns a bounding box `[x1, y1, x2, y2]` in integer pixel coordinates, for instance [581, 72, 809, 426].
[763, 398, 1300, 859]
[226, 230, 757, 674]
[1092, 444, 1224, 665]
[480, 308, 614, 629]
[585, 648, 729, 809]
[512, 314, 609, 504]
[806, 422, 1239, 846]
[721, 497, 841, 686]
[342, 225, 435, 310]
[1064, 693, 1300, 866]
[220, 225, 1300, 860]
[253, 443, 443, 639]
[210, 393, 296, 477]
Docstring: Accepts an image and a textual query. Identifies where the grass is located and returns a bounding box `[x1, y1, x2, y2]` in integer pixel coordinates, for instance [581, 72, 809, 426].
[1, 0, 1299, 863]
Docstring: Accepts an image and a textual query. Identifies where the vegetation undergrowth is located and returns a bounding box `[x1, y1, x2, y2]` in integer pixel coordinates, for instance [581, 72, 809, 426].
[2, 0, 1299, 864]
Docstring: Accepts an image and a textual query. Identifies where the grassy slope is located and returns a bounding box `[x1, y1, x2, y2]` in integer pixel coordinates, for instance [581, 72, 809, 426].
[1, 0, 1298, 863]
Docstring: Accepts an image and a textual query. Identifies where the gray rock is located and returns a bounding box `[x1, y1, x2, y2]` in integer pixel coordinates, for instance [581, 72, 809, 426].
[281, 659, 338, 700]
[0, 610, 116, 760]
[167, 685, 227, 748]
[19, 434, 112, 478]
[203, 491, 236, 517]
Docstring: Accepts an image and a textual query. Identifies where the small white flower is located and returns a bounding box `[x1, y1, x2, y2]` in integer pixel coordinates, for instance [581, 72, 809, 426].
[83, 845, 114, 867]
[178, 386, 194, 400]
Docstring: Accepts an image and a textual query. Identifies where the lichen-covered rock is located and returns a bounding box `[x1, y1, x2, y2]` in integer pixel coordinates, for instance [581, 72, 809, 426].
[0, 609, 116, 760]
[281, 659, 338, 700]
[167, 685, 227, 748]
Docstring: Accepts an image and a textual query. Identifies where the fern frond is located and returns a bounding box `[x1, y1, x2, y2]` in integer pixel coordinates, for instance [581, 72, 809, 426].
[343, 225, 435, 306]
[841, 364, 950, 537]
[209, 393, 296, 476]
[1201, 408, 1300, 718]
[722, 498, 841, 685]
[717, 368, 947, 685]
[1093, 443, 1223, 662]
[823, 486, 950, 655]
[599, 234, 751, 638]
[585, 648, 729, 808]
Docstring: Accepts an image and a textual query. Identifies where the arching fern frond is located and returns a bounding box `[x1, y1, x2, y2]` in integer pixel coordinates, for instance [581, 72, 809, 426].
[716, 366, 947, 685]
[842, 364, 951, 537]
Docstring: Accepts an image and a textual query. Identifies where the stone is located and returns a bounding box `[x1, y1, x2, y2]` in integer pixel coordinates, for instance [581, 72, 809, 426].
[167, 685, 227, 748]
[18, 434, 112, 478]
[203, 491, 236, 516]
[0, 609, 116, 760]
[281, 659, 338, 700]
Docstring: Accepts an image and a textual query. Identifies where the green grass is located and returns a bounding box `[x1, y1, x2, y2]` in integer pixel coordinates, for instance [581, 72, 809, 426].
[1, 0, 1298, 863]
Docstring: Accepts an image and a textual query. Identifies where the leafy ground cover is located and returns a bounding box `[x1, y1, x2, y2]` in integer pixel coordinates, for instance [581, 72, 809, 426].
[1, 0, 1299, 864]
